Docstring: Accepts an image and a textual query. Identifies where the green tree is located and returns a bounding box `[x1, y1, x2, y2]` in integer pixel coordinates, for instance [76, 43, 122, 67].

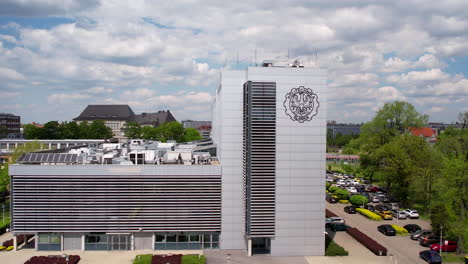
[0, 164, 8, 198]
[0, 125, 7, 138]
[141, 126, 158, 140]
[181, 128, 203, 142]
[23, 124, 44, 139]
[349, 195, 369, 207]
[156, 122, 184, 142]
[78, 121, 90, 139]
[124, 122, 142, 139]
[88, 120, 113, 139]
[334, 188, 350, 200]
[60, 121, 81, 139]
[43, 121, 63, 139]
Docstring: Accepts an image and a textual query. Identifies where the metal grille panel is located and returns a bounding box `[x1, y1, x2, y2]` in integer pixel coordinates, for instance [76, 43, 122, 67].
[11, 174, 221, 233]
[243, 81, 276, 237]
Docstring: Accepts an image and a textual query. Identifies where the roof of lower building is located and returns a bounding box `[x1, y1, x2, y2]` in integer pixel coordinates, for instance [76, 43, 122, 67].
[134, 110, 176, 126]
[73, 105, 136, 121]
[409, 127, 436, 137]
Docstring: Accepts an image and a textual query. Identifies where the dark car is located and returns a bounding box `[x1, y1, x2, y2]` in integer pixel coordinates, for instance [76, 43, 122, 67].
[411, 230, 433, 240]
[375, 204, 389, 212]
[419, 250, 442, 264]
[377, 225, 396, 236]
[364, 204, 375, 212]
[326, 194, 337, 203]
[420, 234, 441, 247]
[344, 206, 357, 214]
[404, 224, 421, 233]
[330, 222, 348, 232]
[382, 196, 391, 203]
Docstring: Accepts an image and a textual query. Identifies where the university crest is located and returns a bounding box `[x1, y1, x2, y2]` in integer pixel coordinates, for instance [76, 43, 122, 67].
[283, 86, 319, 123]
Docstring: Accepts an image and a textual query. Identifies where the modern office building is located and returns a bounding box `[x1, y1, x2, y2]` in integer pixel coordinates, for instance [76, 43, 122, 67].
[0, 113, 21, 138]
[212, 62, 327, 256]
[10, 140, 220, 251]
[10, 61, 327, 256]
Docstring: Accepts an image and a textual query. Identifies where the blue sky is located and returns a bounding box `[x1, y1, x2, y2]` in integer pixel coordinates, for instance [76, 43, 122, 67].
[0, 0, 467, 124]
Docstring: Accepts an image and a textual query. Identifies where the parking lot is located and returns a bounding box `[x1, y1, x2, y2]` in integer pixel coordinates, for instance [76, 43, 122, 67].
[327, 202, 433, 264]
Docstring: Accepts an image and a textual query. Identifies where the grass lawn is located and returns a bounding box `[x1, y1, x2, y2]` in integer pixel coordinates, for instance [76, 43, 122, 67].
[441, 252, 466, 262]
[325, 235, 349, 256]
[133, 254, 152, 264]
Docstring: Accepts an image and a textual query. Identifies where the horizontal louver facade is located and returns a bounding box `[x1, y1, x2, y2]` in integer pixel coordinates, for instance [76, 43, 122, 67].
[243, 81, 276, 237]
[11, 166, 221, 233]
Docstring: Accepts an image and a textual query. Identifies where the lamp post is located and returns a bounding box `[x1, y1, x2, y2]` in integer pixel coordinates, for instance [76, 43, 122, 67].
[440, 225, 443, 256]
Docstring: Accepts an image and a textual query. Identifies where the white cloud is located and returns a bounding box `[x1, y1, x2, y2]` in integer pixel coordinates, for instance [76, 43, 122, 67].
[428, 106, 445, 113]
[0, 67, 25, 80]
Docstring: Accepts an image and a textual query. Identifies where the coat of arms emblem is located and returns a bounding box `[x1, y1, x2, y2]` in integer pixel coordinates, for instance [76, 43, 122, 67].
[283, 86, 319, 123]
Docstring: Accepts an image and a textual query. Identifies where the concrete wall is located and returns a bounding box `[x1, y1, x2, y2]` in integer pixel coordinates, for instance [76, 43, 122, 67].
[247, 67, 327, 256]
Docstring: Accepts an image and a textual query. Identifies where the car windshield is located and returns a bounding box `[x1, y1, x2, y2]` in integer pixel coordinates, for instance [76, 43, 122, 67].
[413, 230, 422, 235]
[413, 210, 418, 213]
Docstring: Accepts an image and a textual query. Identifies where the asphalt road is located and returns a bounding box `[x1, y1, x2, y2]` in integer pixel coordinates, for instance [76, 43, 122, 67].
[327, 203, 433, 264]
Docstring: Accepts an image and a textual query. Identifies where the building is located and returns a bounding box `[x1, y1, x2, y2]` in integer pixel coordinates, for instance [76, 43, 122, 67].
[10, 62, 326, 257]
[73, 105, 136, 139]
[135, 110, 177, 127]
[0, 113, 21, 138]
[10, 140, 220, 251]
[212, 62, 327, 256]
[182, 120, 212, 139]
[327, 122, 361, 139]
[409, 127, 437, 143]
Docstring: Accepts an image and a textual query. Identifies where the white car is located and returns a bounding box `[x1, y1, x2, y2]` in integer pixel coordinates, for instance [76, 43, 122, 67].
[346, 187, 357, 194]
[325, 217, 345, 226]
[403, 209, 419, 219]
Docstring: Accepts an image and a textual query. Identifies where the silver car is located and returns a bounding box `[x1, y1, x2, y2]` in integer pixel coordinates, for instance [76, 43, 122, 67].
[392, 210, 407, 219]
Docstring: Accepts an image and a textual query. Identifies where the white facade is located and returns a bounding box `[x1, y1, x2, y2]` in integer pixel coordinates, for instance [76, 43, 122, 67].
[212, 66, 327, 256]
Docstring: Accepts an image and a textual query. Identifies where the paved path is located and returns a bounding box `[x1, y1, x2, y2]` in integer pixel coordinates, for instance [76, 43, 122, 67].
[327, 203, 431, 264]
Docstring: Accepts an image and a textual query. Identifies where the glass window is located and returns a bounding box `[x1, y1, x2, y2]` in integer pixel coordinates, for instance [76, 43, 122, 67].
[178, 235, 188, 242]
[212, 242, 219, 248]
[189, 235, 199, 242]
[38, 233, 49, 244]
[212, 234, 219, 242]
[155, 235, 165, 242]
[50, 234, 61, 244]
[203, 234, 211, 243]
[166, 235, 176, 242]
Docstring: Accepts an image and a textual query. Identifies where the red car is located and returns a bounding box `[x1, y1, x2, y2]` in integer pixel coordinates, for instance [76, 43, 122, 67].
[370, 186, 381, 192]
[430, 240, 457, 252]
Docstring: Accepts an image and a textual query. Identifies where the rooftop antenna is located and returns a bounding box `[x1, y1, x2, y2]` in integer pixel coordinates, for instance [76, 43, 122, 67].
[254, 48, 257, 66]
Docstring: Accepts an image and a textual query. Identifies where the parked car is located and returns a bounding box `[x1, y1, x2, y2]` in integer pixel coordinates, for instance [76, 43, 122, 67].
[392, 210, 407, 219]
[364, 204, 375, 212]
[346, 186, 357, 194]
[404, 224, 421, 233]
[430, 240, 457, 252]
[329, 222, 348, 232]
[420, 234, 441, 247]
[371, 196, 380, 203]
[411, 230, 433, 240]
[419, 250, 442, 264]
[325, 217, 345, 227]
[382, 196, 391, 203]
[388, 202, 400, 210]
[365, 185, 373, 192]
[344, 206, 357, 214]
[403, 209, 420, 219]
[375, 204, 389, 212]
[326, 194, 337, 203]
[378, 225, 396, 236]
[370, 186, 381, 192]
[378, 211, 393, 220]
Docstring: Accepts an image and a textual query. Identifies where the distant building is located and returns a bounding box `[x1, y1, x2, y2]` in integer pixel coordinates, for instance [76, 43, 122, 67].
[134, 110, 177, 127]
[73, 105, 136, 139]
[409, 127, 437, 143]
[327, 122, 362, 138]
[0, 113, 21, 138]
[182, 120, 212, 139]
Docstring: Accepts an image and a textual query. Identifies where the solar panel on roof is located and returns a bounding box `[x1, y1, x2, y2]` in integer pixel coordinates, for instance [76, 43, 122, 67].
[17, 153, 79, 164]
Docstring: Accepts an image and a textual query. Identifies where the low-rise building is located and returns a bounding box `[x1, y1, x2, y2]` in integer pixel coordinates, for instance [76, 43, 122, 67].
[0, 113, 21, 138]
[134, 110, 177, 127]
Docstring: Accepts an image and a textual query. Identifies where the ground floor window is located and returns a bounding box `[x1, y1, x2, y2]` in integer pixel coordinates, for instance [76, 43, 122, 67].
[154, 233, 219, 250]
[37, 233, 61, 251]
[84, 233, 131, 250]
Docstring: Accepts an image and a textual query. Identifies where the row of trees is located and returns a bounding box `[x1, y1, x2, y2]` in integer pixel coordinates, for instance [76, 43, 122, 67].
[24, 121, 113, 139]
[342, 101, 467, 253]
[326, 130, 359, 151]
[124, 121, 203, 142]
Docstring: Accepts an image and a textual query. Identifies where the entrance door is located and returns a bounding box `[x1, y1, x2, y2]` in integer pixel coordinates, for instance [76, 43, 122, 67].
[252, 237, 271, 255]
[109, 235, 130, 250]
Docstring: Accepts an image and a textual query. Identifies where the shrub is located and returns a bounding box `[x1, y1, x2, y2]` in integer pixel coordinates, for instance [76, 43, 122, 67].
[391, 225, 409, 235]
[338, 200, 350, 204]
[134, 254, 152, 264]
[5, 246, 13, 251]
[328, 186, 339, 193]
[2, 239, 12, 247]
[325, 235, 349, 256]
[347, 227, 387, 256]
[334, 188, 350, 200]
[326, 209, 338, 218]
[182, 255, 206, 264]
[24, 255, 80, 264]
[326, 182, 331, 190]
[0, 246, 5, 250]
[349, 195, 369, 206]
[356, 208, 382, 221]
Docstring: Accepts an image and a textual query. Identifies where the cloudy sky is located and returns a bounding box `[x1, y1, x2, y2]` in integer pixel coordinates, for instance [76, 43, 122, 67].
[0, 0, 467, 124]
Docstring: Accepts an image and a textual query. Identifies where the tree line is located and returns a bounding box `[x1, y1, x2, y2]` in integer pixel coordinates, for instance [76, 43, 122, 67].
[24, 120, 113, 139]
[342, 101, 467, 253]
[124, 121, 203, 142]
